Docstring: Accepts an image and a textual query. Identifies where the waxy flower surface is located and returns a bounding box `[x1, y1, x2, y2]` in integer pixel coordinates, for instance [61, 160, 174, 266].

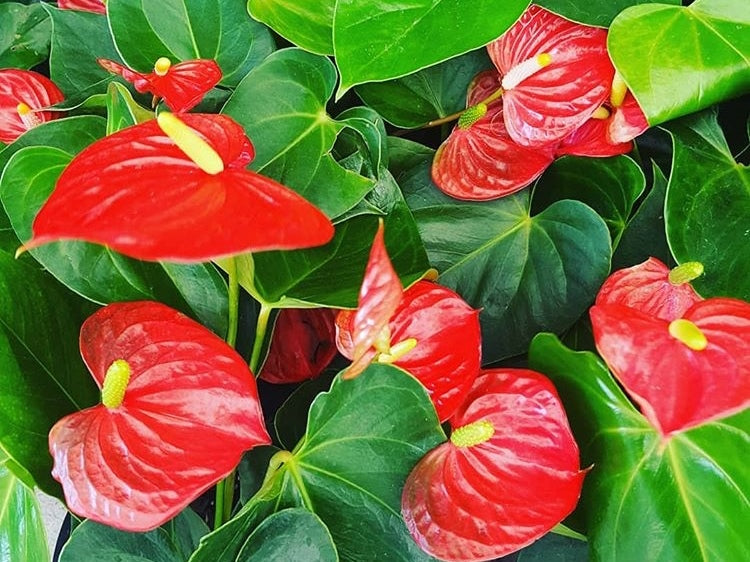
[49, 301, 271, 532]
[58, 0, 106, 14]
[0, 69, 65, 143]
[402, 369, 585, 561]
[26, 112, 334, 262]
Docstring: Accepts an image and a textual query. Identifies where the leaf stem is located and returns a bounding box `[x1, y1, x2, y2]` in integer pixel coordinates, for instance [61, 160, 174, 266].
[421, 86, 504, 129]
[249, 303, 272, 374]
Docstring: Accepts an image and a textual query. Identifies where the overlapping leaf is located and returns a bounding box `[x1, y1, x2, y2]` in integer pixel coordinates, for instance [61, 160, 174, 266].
[536, 0, 680, 27]
[0, 464, 49, 562]
[0, 2, 51, 69]
[248, 0, 334, 55]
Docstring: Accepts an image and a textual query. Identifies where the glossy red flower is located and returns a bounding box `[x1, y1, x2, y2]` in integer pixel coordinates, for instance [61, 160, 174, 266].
[596, 257, 703, 321]
[431, 71, 555, 200]
[260, 308, 338, 384]
[487, 5, 614, 148]
[591, 298, 750, 436]
[25, 112, 334, 262]
[402, 369, 585, 561]
[98, 57, 221, 113]
[49, 301, 271, 532]
[335, 224, 481, 421]
[0, 69, 65, 143]
[57, 0, 106, 14]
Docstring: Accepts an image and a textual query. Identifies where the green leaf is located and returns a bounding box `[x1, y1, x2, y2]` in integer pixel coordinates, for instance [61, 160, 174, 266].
[248, 0, 334, 55]
[0, 465, 49, 562]
[535, 0, 680, 27]
[236, 508, 338, 561]
[191, 364, 445, 562]
[60, 508, 209, 562]
[0, 2, 51, 69]
[274, 371, 336, 450]
[223, 48, 373, 220]
[532, 155, 645, 248]
[0, 146, 229, 337]
[609, 0, 750, 126]
[107, 0, 274, 87]
[664, 110, 750, 299]
[354, 49, 492, 129]
[105, 82, 153, 135]
[516, 531, 588, 561]
[44, 5, 119, 96]
[333, 0, 530, 95]
[396, 146, 611, 362]
[529, 333, 750, 562]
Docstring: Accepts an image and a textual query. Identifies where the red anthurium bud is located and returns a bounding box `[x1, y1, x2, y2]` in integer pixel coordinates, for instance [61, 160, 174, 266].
[98, 57, 222, 113]
[402, 369, 585, 561]
[25, 113, 334, 262]
[487, 5, 613, 148]
[49, 301, 271, 532]
[590, 298, 750, 436]
[0, 69, 65, 143]
[260, 308, 338, 384]
[58, 0, 106, 14]
[596, 257, 703, 321]
[432, 71, 555, 200]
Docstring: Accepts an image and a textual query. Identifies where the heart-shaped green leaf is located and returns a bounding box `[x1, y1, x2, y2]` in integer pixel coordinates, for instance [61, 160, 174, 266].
[529, 333, 750, 562]
[1, 146, 229, 336]
[664, 110, 750, 300]
[333, 0, 530, 95]
[223, 48, 373, 220]
[535, 0, 680, 27]
[609, 0, 750, 126]
[248, 0, 334, 55]
[190, 364, 445, 562]
[107, 0, 274, 87]
[0, 2, 51, 69]
[396, 144, 611, 362]
[0, 464, 49, 562]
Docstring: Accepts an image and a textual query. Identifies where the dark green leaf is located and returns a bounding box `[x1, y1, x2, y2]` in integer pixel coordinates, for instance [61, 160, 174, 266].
[238, 446, 279, 506]
[0, 464, 49, 562]
[236, 508, 338, 561]
[529, 333, 750, 562]
[516, 531, 588, 561]
[333, 0, 530, 94]
[274, 371, 336, 450]
[536, 0, 679, 27]
[664, 110, 750, 299]
[397, 149, 611, 362]
[0, 2, 51, 69]
[336, 106, 389, 175]
[108, 0, 274, 87]
[354, 49, 492, 129]
[609, 0, 750, 125]
[223, 49, 373, 219]
[105, 82, 153, 135]
[248, 0, 334, 55]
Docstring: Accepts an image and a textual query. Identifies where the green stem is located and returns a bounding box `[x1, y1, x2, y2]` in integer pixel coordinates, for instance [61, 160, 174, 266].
[249, 303, 272, 374]
[422, 86, 504, 129]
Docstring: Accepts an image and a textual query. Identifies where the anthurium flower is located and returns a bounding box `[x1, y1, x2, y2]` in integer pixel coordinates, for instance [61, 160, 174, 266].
[98, 57, 221, 112]
[58, 0, 106, 14]
[596, 257, 703, 321]
[0, 69, 65, 143]
[402, 369, 585, 561]
[335, 223, 481, 421]
[49, 301, 271, 532]
[25, 112, 334, 262]
[487, 5, 613, 148]
[260, 308, 338, 384]
[432, 71, 555, 200]
[590, 298, 750, 436]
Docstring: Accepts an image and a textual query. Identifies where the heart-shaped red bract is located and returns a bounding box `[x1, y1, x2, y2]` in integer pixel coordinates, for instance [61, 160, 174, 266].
[49, 301, 271, 532]
[596, 257, 702, 321]
[591, 299, 750, 436]
[27, 113, 334, 262]
[98, 58, 222, 113]
[0, 69, 65, 143]
[260, 308, 338, 384]
[432, 71, 555, 200]
[402, 369, 585, 561]
[487, 5, 613, 148]
[58, 0, 106, 14]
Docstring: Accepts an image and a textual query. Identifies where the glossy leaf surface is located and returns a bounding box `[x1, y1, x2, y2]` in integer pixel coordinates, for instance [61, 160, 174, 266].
[0, 464, 50, 562]
[397, 147, 610, 362]
[664, 110, 750, 300]
[609, 0, 750, 125]
[488, 5, 613, 147]
[50, 301, 271, 531]
[190, 364, 444, 562]
[590, 299, 750, 436]
[334, 0, 529, 95]
[248, 0, 334, 55]
[536, 0, 680, 26]
[223, 49, 373, 219]
[107, 0, 273, 87]
[0, 2, 51, 69]
[0, 69, 64, 143]
[105, 82, 153, 134]
[28, 114, 334, 262]
[529, 334, 750, 562]
[402, 369, 584, 561]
